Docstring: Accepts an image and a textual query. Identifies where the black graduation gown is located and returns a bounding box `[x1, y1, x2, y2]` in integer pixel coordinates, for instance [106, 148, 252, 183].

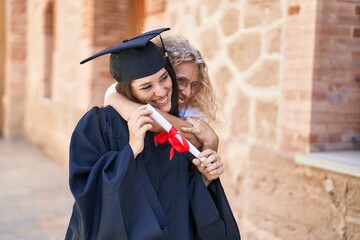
[65, 106, 240, 240]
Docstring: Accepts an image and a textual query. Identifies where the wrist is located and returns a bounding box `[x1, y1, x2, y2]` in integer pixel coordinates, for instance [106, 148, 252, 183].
[129, 143, 140, 159]
[202, 175, 211, 187]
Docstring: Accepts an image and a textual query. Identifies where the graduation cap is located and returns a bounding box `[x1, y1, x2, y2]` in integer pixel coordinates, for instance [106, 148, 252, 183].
[80, 28, 171, 82]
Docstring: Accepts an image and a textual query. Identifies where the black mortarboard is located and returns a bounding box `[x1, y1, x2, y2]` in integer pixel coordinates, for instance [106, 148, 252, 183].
[80, 28, 171, 82]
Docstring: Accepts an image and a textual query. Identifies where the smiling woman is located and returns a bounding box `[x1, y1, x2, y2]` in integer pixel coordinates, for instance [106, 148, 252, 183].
[156, 35, 218, 120]
[117, 68, 173, 113]
[105, 35, 219, 120]
[104, 34, 221, 152]
[65, 28, 240, 240]
[175, 61, 202, 109]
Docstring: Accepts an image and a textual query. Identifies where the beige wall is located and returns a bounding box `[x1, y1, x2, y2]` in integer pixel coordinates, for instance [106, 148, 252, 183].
[24, 0, 89, 165]
[2, 0, 27, 139]
[0, 0, 4, 136]
[1, 0, 360, 239]
[22, 0, 144, 165]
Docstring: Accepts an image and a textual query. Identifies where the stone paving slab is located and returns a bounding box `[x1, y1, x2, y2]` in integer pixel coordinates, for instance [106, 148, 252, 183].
[0, 139, 73, 240]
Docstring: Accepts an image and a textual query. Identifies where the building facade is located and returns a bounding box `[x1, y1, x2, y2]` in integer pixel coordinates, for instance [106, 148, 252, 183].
[1, 0, 360, 239]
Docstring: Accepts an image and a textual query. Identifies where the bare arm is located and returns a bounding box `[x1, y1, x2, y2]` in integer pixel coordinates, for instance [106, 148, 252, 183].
[104, 91, 141, 121]
[105, 91, 202, 148]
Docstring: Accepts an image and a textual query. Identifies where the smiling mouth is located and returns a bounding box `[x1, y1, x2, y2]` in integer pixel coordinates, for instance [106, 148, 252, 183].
[153, 96, 169, 106]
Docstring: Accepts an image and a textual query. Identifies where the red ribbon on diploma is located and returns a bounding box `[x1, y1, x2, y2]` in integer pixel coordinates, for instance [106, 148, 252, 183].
[154, 126, 190, 160]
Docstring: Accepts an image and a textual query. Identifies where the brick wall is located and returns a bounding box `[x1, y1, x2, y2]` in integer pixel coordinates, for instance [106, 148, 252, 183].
[312, 0, 360, 151]
[90, 0, 133, 105]
[282, 0, 360, 152]
[2, 0, 27, 139]
[90, 0, 145, 105]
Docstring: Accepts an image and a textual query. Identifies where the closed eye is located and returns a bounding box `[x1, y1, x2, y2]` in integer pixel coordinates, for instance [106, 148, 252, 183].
[160, 72, 169, 83]
[139, 84, 152, 91]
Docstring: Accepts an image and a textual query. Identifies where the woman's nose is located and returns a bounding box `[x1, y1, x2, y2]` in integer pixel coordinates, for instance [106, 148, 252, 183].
[155, 85, 167, 97]
[180, 84, 191, 96]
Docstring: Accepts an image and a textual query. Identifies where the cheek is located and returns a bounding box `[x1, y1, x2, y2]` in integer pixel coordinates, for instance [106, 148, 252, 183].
[139, 93, 152, 104]
[132, 88, 150, 103]
[183, 91, 194, 98]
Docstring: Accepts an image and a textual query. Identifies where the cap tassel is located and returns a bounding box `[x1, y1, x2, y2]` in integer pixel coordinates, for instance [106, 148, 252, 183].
[159, 35, 176, 76]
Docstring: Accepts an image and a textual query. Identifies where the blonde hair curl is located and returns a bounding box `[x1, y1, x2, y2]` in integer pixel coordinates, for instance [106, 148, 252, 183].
[154, 35, 219, 121]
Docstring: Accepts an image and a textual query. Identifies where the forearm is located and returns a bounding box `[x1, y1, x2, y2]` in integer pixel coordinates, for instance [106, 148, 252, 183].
[105, 92, 139, 121]
[201, 133, 219, 151]
[105, 90, 202, 148]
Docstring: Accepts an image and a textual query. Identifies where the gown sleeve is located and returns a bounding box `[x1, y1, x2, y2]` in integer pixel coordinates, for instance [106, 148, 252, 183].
[65, 107, 133, 239]
[68, 106, 133, 197]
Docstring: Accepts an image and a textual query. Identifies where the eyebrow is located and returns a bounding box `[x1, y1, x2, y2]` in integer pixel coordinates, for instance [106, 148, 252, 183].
[138, 71, 168, 88]
[160, 71, 167, 79]
[177, 76, 191, 82]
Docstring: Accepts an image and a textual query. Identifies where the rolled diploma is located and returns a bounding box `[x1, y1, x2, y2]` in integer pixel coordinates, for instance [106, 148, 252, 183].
[146, 104, 205, 161]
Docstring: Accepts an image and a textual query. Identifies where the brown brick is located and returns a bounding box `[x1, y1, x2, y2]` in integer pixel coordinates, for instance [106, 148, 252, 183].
[331, 58, 358, 70]
[316, 46, 350, 59]
[321, 1, 355, 15]
[312, 112, 346, 123]
[354, 28, 360, 38]
[314, 68, 352, 82]
[316, 36, 333, 48]
[339, 0, 360, 4]
[337, 15, 360, 25]
[334, 38, 360, 50]
[352, 50, 360, 60]
[318, 24, 352, 37]
[288, 5, 300, 15]
[328, 103, 360, 114]
[356, 6, 360, 15]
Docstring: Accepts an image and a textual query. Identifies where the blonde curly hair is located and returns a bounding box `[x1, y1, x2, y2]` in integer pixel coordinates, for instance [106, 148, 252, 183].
[154, 35, 219, 121]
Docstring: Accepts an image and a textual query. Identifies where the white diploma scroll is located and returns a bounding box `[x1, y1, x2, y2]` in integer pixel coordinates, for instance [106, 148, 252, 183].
[146, 104, 205, 161]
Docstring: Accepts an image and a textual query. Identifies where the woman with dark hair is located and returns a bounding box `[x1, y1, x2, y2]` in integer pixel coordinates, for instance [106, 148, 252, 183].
[105, 34, 221, 152]
[65, 28, 240, 240]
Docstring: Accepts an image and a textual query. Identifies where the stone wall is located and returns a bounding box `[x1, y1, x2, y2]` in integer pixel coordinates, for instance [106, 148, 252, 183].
[143, 0, 360, 239]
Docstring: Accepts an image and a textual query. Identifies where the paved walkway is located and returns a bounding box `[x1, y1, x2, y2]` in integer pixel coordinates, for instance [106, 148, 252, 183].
[0, 139, 73, 240]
